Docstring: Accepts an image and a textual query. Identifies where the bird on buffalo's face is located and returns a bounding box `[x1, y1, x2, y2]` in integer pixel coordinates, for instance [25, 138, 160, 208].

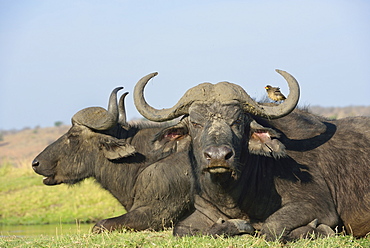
[265, 85, 286, 102]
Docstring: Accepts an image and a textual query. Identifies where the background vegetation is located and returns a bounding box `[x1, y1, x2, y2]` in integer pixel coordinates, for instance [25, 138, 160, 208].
[0, 126, 124, 226]
[0, 162, 123, 225]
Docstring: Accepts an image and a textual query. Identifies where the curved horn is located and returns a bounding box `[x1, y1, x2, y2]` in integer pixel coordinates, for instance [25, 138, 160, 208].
[108, 87, 124, 121]
[134, 70, 299, 122]
[134, 72, 192, 121]
[255, 69, 300, 119]
[118, 92, 129, 128]
[72, 87, 123, 130]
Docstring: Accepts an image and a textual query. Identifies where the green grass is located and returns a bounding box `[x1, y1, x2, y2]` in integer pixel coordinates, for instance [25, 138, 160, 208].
[0, 162, 124, 225]
[1, 162, 369, 247]
[1, 230, 369, 248]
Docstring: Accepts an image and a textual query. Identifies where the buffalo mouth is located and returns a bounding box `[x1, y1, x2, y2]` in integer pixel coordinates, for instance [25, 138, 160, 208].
[42, 175, 61, 185]
[204, 165, 233, 174]
[32, 161, 61, 185]
[42, 174, 84, 185]
[33, 170, 61, 185]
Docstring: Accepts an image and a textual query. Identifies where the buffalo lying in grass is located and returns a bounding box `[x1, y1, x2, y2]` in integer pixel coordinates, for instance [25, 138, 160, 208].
[134, 69, 370, 241]
[32, 87, 193, 232]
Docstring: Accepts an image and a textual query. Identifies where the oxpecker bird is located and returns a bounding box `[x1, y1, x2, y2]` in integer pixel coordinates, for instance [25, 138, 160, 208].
[265, 85, 286, 102]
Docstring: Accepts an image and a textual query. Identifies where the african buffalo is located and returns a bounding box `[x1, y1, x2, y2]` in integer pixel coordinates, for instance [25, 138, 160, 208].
[32, 87, 193, 232]
[133, 69, 370, 241]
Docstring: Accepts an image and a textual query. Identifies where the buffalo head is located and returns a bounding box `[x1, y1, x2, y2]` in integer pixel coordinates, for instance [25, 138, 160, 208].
[32, 87, 135, 185]
[134, 70, 299, 181]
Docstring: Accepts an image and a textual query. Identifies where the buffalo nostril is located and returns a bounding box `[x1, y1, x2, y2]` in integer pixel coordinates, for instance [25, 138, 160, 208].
[32, 159, 39, 168]
[204, 146, 234, 161]
[204, 152, 212, 160]
[224, 149, 233, 160]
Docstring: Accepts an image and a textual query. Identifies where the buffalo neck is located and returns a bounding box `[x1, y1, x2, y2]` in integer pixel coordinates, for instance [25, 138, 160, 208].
[92, 126, 154, 211]
[92, 152, 147, 212]
[197, 153, 283, 222]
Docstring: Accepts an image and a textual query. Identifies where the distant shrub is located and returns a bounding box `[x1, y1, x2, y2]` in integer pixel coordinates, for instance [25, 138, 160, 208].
[54, 121, 63, 127]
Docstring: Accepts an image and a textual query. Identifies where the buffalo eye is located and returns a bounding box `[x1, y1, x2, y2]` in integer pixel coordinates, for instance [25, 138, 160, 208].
[191, 121, 203, 128]
[231, 119, 245, 137]
[231, 119, 243, 126]
[68, 133, 78, 139]
[67, 132, 81, 145]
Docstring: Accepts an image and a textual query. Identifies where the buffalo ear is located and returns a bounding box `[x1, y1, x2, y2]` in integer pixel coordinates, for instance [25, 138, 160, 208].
[152, 122, 189, 154]
[100, 137, 136, 160]
[248, 120, 286, 159]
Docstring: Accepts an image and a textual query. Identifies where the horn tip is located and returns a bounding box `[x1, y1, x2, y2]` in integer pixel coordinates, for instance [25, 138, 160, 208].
[114, 86, 124, 92]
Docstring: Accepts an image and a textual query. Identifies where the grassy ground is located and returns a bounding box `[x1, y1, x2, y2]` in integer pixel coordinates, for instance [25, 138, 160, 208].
[0, 161, 124, 225]
[1, 230, 369, 248]
[1, 162, 369, 247]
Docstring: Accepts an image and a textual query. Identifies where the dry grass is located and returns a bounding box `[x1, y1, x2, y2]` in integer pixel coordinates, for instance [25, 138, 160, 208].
[0, 125, 70, 168]
[309, 105, 370, 119]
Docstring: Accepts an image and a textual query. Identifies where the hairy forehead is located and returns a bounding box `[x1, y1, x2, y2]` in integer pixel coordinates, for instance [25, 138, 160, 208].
[189, 101, 243, 122]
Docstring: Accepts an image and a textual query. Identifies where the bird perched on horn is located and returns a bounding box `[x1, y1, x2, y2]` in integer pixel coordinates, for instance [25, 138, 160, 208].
[265, 85, 286, 102]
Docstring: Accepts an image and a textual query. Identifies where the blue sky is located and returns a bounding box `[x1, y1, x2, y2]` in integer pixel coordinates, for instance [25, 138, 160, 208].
[1, 0, 369, 130]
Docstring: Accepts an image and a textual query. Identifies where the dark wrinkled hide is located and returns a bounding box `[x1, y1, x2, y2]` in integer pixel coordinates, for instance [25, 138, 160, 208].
[33, 113, 193, 233]
[155, 104, 370, 241]
[134, 71, 369, 241]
